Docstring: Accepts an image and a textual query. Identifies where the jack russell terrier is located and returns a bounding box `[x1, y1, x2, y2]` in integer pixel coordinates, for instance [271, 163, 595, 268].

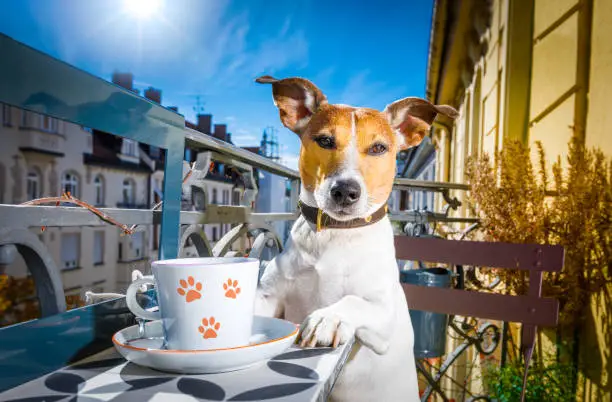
[254, 75, 457, 401]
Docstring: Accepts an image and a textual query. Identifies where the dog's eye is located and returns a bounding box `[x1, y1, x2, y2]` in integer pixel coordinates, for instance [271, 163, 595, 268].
[368, 143, 388, 155]
[314, 136, 336, 150]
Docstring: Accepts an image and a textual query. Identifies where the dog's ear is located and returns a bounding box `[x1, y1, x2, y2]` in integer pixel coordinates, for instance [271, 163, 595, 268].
[383, 97, 458, 150]
[256, 75, 327, 135]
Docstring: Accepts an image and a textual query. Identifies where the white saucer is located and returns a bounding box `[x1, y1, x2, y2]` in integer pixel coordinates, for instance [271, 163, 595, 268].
[112, 316, 298, 374]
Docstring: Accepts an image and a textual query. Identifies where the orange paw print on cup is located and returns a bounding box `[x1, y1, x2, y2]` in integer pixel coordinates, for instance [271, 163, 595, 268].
[223, 279, 241, 299]
[198, 317, 221, 339]
[177, 276, 202, 303]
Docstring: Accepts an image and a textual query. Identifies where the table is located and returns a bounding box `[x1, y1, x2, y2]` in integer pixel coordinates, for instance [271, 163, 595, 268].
[0, 338, 355, 402]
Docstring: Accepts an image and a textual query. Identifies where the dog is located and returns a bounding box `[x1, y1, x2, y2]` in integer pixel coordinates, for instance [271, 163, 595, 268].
[254, 75, 457, 402]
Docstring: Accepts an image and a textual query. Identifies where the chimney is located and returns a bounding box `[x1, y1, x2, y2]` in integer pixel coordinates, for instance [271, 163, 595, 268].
[144, 87, 162, 104]
[112, 72, 134, 92]
[214, 124, 227, 141]
[197, 114, 212, 134]
[168, 106, 178, 113]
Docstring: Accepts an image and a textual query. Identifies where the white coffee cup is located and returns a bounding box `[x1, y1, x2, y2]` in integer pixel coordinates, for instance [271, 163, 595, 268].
[126, 257, 259, 351]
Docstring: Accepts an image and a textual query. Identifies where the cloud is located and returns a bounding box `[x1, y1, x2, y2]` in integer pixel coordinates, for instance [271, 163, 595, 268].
[280, 153, 299, 171]
[338, 70, 408, 109]
[279, 137, 300, 171]
[229, 127, 259, 145]
[190, 13, 309, 90]
[133, 79, 154, 89]
[312, 66, 336, 88]
[232, 134, 259, 144]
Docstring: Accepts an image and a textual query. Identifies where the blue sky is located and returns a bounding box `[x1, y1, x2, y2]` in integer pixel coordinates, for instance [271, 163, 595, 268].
[0, 0, 434, 170]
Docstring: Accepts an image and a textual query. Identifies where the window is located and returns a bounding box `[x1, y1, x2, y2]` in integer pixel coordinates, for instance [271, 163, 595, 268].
[222, 190, 229, 205]
[0, 162, 5, 204]
[21, 110, 28, 127]
[41, 115, 57, 132]
[191, 187, 206, 211]
[122, 179, 135, 205]
[94, 175, 104, 206]
[27, 169, 40, 200]
[121, 139, 138, 157]
[150, 146, 160, 159]
[131, 231, 144, 259]
[93, 231, 104, 265]
[212, 227, 218, 242]
[2, 104, 10, 126]
[399, 190, 408, 211]
[153, 224, 159, 250]
[61, 172, 79, 197]
[232, 190, 240, 205]
[90, 283, 105, 293]
[212, 188, 218, 204]
[61, 233, 80, 270]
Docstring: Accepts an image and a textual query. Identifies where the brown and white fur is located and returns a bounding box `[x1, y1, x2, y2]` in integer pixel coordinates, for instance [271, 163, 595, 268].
[254, 75, 457, 402]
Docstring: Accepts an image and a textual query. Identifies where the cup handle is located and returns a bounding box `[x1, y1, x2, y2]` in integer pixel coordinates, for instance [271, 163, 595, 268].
[126, 277, 161, 321]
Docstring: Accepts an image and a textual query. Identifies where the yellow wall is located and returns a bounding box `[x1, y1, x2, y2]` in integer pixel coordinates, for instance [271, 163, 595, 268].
[434, 0, 507, 216]
[586, 0, 612, 156]
[581, 4, 612, 393]
[529, 0, 580, 175]
[434, 0, 612, 399]
[439, 0, 612, 181]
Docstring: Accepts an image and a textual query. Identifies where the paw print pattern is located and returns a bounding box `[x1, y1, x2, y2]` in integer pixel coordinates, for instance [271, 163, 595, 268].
[223, 279, 241, 299]
[198, 317, 221, 339]
[177, 276, 202, 303]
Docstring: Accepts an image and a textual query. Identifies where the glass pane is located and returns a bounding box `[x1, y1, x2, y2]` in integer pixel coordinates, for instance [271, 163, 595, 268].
[0, 0, 433, 328]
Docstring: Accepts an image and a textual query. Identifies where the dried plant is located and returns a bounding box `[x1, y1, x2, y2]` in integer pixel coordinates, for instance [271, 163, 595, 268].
[22, 192, 140, 235]
[466, 135, 612, 331]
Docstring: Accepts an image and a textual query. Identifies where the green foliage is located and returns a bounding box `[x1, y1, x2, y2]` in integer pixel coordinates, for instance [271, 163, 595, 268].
[484, 360, 576, 402]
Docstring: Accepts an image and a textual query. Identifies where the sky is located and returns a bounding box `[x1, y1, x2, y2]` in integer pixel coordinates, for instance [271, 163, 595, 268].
[0, 0, 434, 171]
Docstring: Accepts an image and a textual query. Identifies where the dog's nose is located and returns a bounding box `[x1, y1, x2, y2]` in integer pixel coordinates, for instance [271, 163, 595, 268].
[330, 180, 361, 206]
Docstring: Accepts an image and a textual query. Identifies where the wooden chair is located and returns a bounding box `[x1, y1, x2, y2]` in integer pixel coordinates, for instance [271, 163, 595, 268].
[395, 236, 564, 401]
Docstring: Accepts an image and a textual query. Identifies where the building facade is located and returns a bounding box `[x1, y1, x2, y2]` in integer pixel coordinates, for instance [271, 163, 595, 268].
[0, 102, 152, 300]
[428, 0, 612, 207]
[427, 0, 612, 399]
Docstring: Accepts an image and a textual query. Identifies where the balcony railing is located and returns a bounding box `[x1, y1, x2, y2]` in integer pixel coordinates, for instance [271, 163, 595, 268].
[18, 127, 65, 156]
[0, 32, 561, 401]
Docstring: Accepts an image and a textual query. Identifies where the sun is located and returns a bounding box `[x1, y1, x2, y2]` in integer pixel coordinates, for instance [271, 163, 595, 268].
[124, 0, 162, 19]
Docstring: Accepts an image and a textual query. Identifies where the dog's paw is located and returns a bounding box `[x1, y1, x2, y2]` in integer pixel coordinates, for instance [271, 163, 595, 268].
[297, 309, 355, 348]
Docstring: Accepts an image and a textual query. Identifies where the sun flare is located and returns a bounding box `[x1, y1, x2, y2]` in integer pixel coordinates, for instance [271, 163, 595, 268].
[124, 0, 162, 19]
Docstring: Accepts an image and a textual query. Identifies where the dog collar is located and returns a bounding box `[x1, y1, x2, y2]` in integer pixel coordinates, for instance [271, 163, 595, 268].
[297, 201, 389, 232]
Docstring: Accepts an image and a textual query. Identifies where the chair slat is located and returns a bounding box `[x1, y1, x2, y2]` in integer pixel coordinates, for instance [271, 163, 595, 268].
[402, 284, 559, 327]
[395, 236, 564, 272]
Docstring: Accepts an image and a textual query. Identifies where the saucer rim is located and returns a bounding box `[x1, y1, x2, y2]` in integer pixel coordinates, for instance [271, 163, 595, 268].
[112, 317, 299, 354]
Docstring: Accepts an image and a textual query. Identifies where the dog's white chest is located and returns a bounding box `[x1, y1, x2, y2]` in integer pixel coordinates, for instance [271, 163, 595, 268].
[280, 216, 395, 323]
